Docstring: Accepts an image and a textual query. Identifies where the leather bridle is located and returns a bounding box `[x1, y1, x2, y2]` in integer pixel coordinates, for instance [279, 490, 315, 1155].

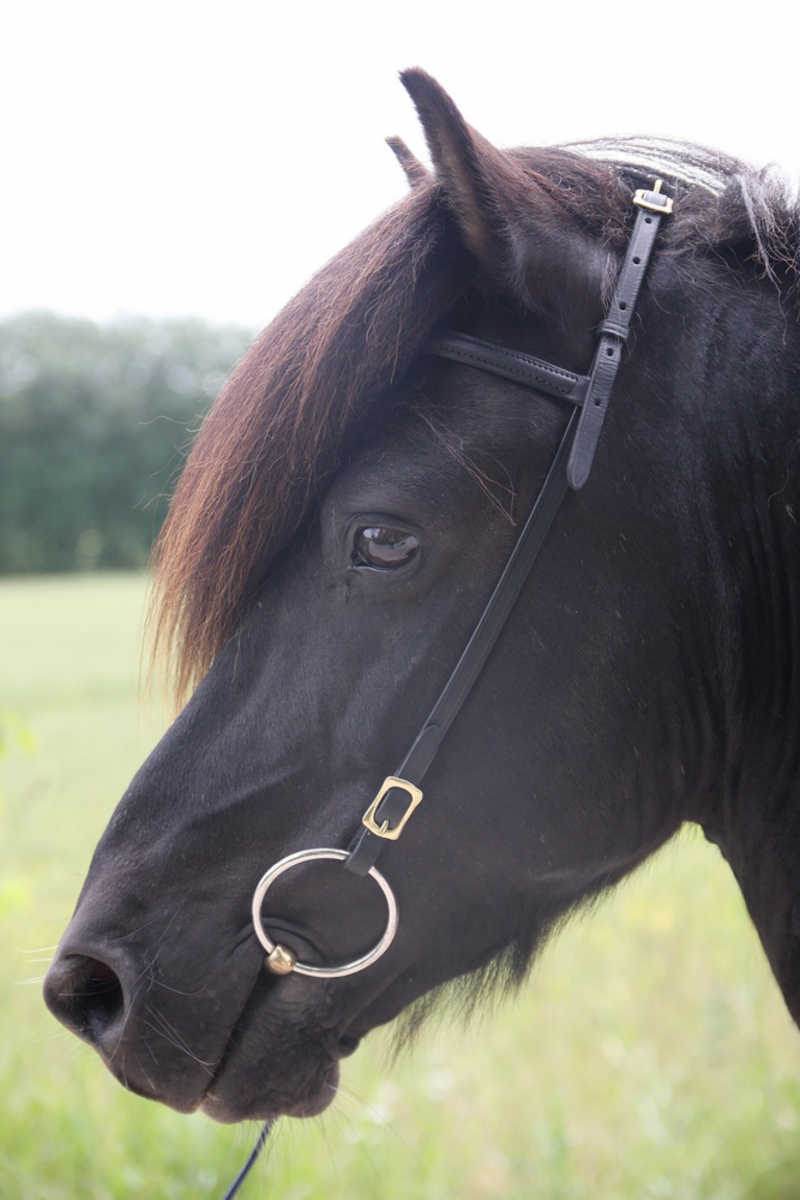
[251, 179, 673, 977]
[228, 180, 673, 1197]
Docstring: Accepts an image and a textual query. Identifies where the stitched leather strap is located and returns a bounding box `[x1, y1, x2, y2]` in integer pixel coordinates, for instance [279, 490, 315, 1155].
[425, 331, 589, 405]
[567, 187, 671, 487]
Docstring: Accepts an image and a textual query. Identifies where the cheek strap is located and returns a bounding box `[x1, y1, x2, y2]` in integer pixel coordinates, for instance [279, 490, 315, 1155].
[345, 181, 673, 877]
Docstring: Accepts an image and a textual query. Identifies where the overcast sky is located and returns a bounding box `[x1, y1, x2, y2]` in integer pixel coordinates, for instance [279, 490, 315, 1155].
[2, 0, 798, 330]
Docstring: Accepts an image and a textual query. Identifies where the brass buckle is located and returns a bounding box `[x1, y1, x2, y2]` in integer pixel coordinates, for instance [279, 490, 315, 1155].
[633, 178, 674, 215]
[362, 777, 423, 840]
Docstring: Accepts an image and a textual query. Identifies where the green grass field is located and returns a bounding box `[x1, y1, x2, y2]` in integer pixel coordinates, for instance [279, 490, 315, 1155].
[1, 573, 799, 1199]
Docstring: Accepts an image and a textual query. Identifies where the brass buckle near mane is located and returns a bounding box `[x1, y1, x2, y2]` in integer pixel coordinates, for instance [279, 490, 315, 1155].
[633, 177, 674, 215]
[362, 776, 423, 840]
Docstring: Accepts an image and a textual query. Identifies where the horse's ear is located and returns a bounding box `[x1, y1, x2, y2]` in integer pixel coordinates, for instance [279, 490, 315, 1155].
[400, 68, 608, 324]
[386, 136, 431, 190]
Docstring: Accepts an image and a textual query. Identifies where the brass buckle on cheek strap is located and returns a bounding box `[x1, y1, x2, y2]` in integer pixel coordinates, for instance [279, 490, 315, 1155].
[361, 777, 423, 840]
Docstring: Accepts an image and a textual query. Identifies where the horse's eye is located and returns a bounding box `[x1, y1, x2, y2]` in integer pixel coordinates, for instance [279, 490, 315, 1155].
[352, 526, 419, 570]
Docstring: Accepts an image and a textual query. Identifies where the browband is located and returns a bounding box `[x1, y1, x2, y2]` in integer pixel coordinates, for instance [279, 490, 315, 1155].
[424, 331, 589, 405]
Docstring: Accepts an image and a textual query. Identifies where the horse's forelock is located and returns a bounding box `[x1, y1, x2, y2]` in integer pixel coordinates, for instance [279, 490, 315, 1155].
[149, 184, 473, 700]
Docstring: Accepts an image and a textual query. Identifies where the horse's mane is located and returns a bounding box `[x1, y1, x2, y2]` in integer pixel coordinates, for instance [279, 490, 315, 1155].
[563, 137, 800, 293]
[150, 139, 799, 701]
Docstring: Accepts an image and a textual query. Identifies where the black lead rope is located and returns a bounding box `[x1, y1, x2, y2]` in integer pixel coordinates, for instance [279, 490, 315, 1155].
[221, 180, 672, 1197]
[220, 1120, 273, 1200]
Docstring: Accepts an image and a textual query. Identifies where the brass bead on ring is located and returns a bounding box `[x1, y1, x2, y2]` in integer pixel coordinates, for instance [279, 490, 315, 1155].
[265, 944, 297, 976]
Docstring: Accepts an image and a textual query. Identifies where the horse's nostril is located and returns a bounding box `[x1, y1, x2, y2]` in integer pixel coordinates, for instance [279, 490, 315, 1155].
[44, 954, 125, 1044]
[337, 1035, 360, 1059]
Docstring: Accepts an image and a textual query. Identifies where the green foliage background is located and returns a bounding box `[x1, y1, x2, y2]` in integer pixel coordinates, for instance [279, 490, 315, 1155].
[0, 313, 253, 573]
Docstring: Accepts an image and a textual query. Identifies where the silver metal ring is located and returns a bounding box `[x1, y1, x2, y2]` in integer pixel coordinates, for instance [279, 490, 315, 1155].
[251, 847, 399, 979]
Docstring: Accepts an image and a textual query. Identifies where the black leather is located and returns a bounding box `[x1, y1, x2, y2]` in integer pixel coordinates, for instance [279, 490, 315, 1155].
[567, 197, 669, 488]
[425, 331, 589, 404]
[345, 183, 672, 876]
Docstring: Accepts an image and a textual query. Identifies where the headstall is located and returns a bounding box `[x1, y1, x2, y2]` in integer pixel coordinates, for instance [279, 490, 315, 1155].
[251, 181, 674, 980]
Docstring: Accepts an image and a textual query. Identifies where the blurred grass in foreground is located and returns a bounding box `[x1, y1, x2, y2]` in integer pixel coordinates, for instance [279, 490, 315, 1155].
[1, 573, 798, 1200]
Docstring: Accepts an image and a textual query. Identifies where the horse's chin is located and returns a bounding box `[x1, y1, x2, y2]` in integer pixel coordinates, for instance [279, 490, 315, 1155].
[201, 1058, 340, 1124]
[195, 970, 347, 1123]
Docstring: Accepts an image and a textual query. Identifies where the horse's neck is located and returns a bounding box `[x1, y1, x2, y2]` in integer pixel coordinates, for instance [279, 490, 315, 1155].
[699, 287, 800, 749]
[696, 290, 800, 1025]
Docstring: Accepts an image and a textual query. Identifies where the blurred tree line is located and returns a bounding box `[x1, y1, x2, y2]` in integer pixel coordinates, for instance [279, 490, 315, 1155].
[0, 312, 254, 573]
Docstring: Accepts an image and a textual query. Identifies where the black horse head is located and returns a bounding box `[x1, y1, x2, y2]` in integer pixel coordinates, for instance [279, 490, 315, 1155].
[45, 70, 800, 1125]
